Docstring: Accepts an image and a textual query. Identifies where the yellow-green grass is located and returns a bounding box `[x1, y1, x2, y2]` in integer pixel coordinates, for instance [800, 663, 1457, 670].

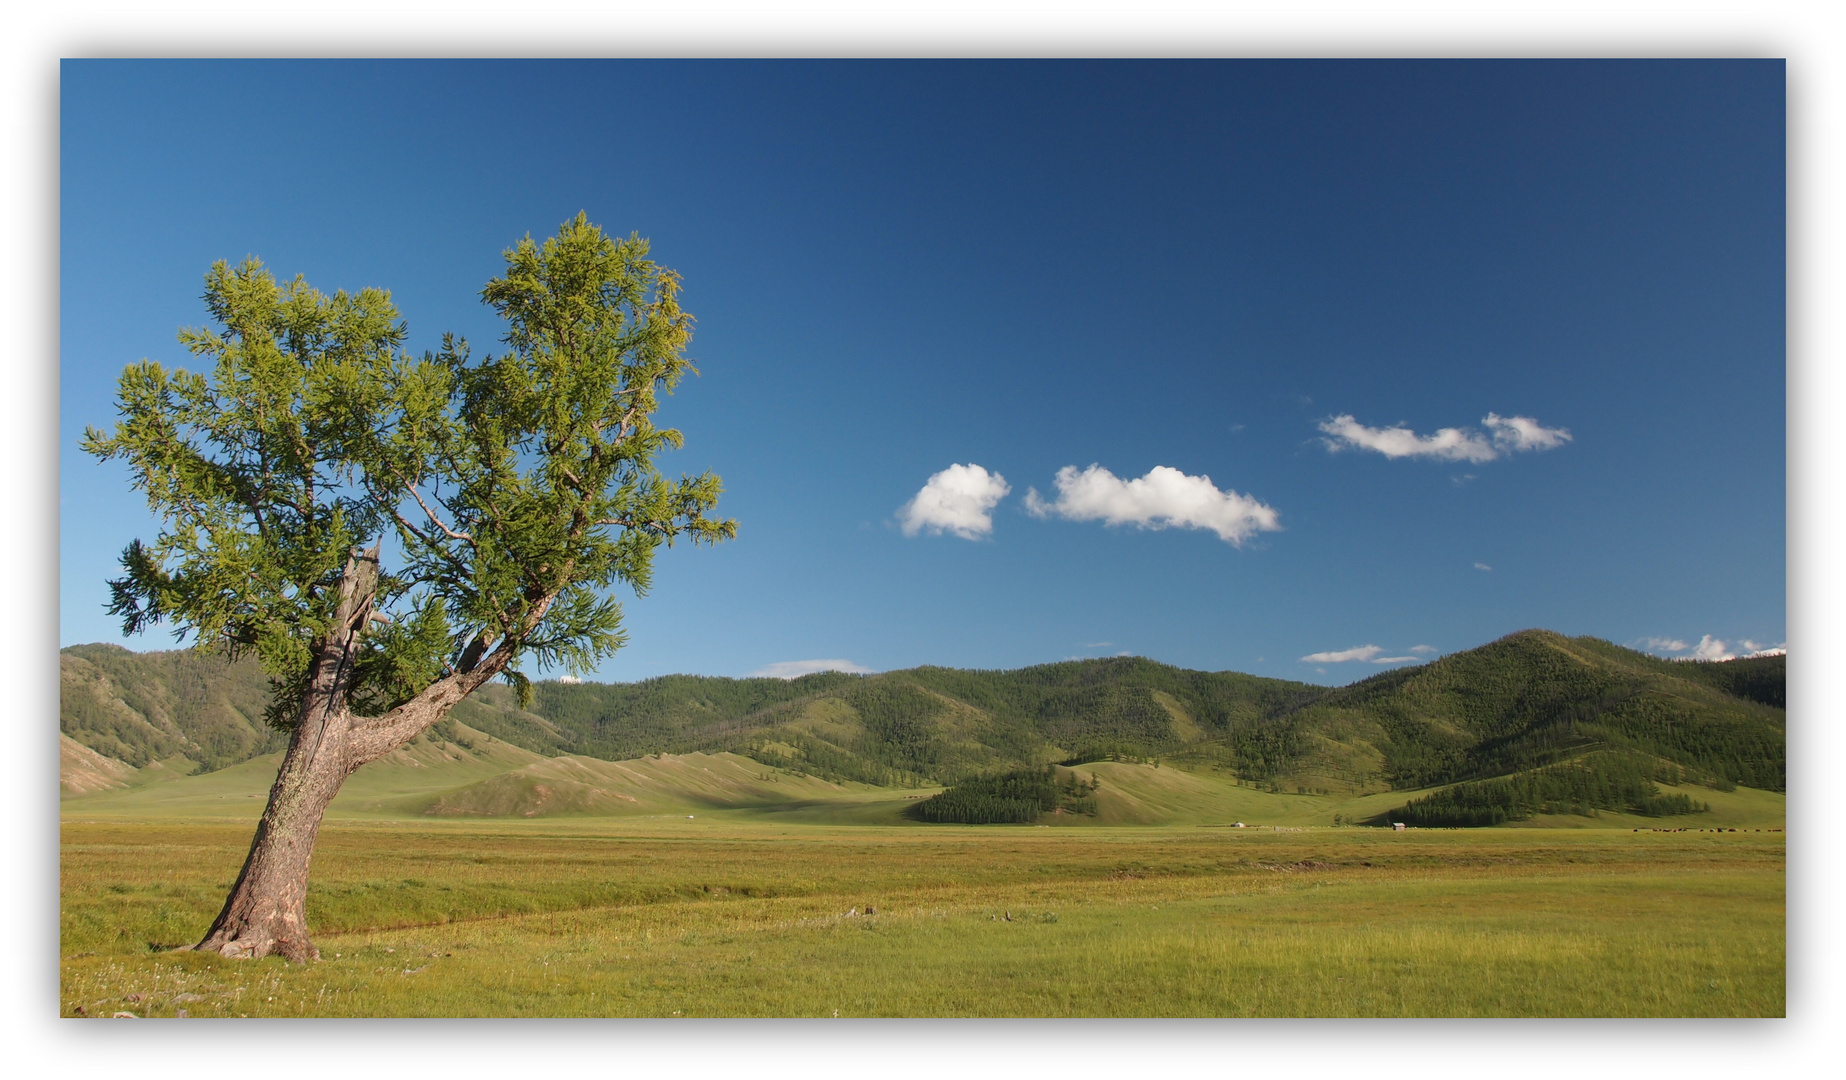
[61, 820, 1783, 1017]
[63, 743, 1783, 832]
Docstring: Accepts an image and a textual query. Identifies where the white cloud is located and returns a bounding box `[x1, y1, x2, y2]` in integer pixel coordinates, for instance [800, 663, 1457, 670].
[1644, 635, 1784, 661]
[1300, 644, 1424, 665]
[1023, 464, 1280, 545]
[1319, 415, 1497, 462]
[1474, 562, 1492, 571]
[1409, 645, 1439, 654]
[751, 659, 873, 679]
[897, 463, 1011, 540]
[1319, 412, 1570, 463]
[1301, 645, 1383, 663]
[1484, 412, 1573, 453]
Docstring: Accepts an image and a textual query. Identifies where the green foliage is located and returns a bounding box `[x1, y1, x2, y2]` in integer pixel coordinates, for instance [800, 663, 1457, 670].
[1674, 653, 1785, 709]
[80, 214, 733, 723]
[59, 644, 282, 771]
[907, 766, 1100, 824]
[1387, 753, 1712, 828]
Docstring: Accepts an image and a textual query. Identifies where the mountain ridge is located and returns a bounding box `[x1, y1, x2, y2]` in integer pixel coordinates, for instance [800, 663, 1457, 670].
[61, 630, 1784, 825]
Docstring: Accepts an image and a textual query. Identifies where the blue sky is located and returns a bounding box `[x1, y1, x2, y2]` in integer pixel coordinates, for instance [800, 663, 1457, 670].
[59, 60, 1785, 685]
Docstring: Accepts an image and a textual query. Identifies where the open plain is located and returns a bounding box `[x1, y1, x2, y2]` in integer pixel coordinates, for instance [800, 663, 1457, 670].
[60, 758, 1785, 1018]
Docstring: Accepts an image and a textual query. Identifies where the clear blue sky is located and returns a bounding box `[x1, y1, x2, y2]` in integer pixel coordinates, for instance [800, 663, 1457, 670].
[59, 60, 1785, 685]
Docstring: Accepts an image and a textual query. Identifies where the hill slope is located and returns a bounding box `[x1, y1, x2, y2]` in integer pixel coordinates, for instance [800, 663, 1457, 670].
[61, 630, 1783, 826]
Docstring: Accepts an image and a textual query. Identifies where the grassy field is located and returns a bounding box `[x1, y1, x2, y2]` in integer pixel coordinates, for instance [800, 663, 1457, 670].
[60, 816, 1784, 1017]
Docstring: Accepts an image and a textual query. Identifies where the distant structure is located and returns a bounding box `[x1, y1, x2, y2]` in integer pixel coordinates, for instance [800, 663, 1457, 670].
[1232, 821, 1246, 828]
[1392, 822, 1407, 831]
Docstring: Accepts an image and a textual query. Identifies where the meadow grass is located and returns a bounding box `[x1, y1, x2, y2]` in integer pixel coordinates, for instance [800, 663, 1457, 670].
[60, 820, 1784, 1017]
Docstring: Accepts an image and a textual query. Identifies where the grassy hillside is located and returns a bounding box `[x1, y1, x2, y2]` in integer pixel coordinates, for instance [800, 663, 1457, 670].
[60, 644, 281, 771]
[62, 629, 1783, 828]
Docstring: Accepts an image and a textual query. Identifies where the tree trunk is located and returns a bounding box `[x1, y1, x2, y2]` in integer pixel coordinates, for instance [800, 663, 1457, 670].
[193, 546, 529, 962]
[194, 545, 381, 962]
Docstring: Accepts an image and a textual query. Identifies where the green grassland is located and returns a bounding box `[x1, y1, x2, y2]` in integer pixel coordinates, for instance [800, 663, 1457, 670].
[61, 745, 1783, 1017]
[59, 631, 1786, 1016]
[60, 818, 1784, 1017]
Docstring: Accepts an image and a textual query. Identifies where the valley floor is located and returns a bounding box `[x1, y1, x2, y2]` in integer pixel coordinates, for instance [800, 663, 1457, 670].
[60, 819, 1784, 1017]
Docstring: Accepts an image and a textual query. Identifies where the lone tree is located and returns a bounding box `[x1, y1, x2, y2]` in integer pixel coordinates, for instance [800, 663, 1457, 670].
[82, 214, 734, 962]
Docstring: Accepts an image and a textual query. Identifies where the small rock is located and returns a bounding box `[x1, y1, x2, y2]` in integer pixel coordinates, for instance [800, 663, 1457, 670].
[122, 993, 145, 1003]
[864, 906, 876, 915]
[71, 1006, 85, 1017]
[175, 1009, 189, 1019]
[171, 993, 203, 1003]
[112, 1011, 138, 1019]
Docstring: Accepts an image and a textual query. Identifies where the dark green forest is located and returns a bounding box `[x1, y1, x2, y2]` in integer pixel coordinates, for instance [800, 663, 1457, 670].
[907, 765, 1100, 824]
[61, 629, 1784, 825]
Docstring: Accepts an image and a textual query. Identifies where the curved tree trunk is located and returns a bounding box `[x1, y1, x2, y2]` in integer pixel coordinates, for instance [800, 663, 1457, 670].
[193, 704, 353, 961]
[194, 545, 532, 962]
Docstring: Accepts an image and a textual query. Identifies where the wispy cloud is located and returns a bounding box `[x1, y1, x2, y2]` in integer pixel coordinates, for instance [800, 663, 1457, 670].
[1319, 412, 1571, 463]
[1638, 634, 1784, 661]
[1301, 645, 1381, 663]
[751, 659, 873, 679]
[1300, 644, 1424, 665]
[1024, 464, 1280, 545]
[1474, 562, 1492, 571]
[1409, 645, 1439, 654]
[897, 463, 1011, 540]
[1483, 413, 1572, 452]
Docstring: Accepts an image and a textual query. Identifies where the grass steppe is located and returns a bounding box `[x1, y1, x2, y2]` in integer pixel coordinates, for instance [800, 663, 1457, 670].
[62, 755, 1785, 1017]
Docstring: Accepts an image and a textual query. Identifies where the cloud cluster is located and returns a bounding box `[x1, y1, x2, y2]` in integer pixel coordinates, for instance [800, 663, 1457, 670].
[1638, 635, 1786, 662]
[897, 463, 1011, 539]
[750, 659, 873, 679]
[1319, 412, 1571, 463]
[1023, 464, 1281, 545]
[1299, 645, 1422, 664]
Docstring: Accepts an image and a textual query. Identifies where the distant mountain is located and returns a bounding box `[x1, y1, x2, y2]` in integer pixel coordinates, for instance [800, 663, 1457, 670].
[60, 643, 283, 772]
[60, 630, 1784, 826]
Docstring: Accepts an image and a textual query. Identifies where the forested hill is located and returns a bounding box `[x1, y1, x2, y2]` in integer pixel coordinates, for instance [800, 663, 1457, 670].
[61, 631, 1784, 803]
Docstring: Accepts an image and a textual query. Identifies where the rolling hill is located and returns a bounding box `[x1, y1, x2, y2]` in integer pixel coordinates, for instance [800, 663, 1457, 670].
[60, 630, 1784, 827]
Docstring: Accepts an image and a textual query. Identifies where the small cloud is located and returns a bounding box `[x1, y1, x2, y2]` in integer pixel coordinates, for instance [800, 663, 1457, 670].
[1686, 635, 1734, 662]
[1301, 644, 1425, 665]
[1301, 645, 1383, 663]
[898, 463, 1011, 540]
[751, 659, 873, 679]
[1081, 641, 1114, 649]
[1024, 464, 1280, 545]
[1484, 412, 1573, 453]
[1474, 563, 1492, 571]
[1319, 412, 1570, 464]
[1409, 645, 1438, 654]
[1740, 640, 1786, 658]
[1228, 423, 1246, 433]
[1641, 636, 1690, 653]
[556, 674, 583, 684]
[1116, 650, 1133, 657]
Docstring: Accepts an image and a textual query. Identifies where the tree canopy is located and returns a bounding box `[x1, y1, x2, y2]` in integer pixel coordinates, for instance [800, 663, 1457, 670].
[83, 213, 735, 720]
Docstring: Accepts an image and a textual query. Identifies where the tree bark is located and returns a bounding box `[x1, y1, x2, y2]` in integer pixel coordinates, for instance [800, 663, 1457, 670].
[194, 547, 540, 961]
